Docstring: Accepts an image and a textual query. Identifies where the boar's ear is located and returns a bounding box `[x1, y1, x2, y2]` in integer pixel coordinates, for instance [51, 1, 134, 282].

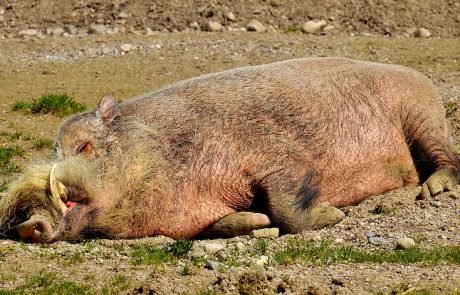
[96, 94, 121, 126]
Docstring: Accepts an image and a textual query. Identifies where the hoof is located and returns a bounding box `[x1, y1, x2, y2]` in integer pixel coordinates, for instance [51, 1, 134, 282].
[420, 169, 457, 199]
[305, 201, 345, 229]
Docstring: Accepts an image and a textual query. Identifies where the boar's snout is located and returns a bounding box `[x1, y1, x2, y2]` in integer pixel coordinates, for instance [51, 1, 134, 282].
[17, 217, 55, 243]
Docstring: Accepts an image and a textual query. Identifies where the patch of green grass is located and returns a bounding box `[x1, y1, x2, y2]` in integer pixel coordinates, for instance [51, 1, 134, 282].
[130, 240, 193, 265]
[0, 179, 9, 192]
[0, 146, 25, 174]
[101, 275, 132, 294]
[67, 252, 85, 264]
[18, 270, 93, 295]
[166, 239, 194, 257]
[42, 281, 92, 295]
[254, 238, 269, 255]
[179, 265, 191, 276]
[130, 243, 175, 265]
[285, 25, 300, 33]
[8, 131, 23, 141]
[11, 93, 86, 117]
[191, 255, 207, 267]
[32, 138, 54, 150]
[273, 238, 460, 266]
[0, 291, 20, 295]
[11, 101, 29, 111]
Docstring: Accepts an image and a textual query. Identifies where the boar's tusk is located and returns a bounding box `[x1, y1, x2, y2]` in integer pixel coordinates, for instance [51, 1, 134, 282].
[49, 164, 69, 213]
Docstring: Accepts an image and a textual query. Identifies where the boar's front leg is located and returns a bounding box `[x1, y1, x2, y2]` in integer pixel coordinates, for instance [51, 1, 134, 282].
[198, 212, 271, 238]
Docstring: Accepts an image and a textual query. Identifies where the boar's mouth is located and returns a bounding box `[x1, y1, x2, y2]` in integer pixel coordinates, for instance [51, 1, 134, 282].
[50, 164, 89, 215]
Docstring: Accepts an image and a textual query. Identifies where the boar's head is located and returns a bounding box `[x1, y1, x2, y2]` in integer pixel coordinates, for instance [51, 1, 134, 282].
[0, 159, 100, 243]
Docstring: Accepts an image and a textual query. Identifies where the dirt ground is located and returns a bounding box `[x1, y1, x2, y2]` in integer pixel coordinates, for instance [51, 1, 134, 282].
[0, 1, 460, 294]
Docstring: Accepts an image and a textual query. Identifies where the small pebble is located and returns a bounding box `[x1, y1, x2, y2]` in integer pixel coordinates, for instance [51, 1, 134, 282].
[334, 238, 344, 244]
[204, 243, 224, 255]
[311, 234, 322, 242]
[301, 20, 327, 34]
[236, 242, 245, 251]
[448, 191, 460, 199]
[89, 24, 107, 35]
[206, 260, 220, 271]
[414, 28, 431, 38]
[205, 21, 222, 32]
[18, 29, 38, 37]
[118, 12, 129, 19]
[250, 228, 279, 238]
[396, 238, 416, 249]
[225, 12, 236, 21]
[247, 19, 266, 32]
[120, 43, 133, 52]
[364, 231, 376, 238]
[368, 237, 386, 246]
[430, 201, 441, 208]
[256, 255, 269, 266]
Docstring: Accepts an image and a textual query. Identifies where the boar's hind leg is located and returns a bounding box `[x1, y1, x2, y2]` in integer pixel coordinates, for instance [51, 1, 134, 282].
[267, 195, 345, 233]
[403, 109, 460, 198]
[198, 212, 271, 238]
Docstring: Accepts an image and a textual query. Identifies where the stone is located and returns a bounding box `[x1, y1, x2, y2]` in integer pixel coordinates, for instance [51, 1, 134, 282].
[250, 228, 279, 238]
[18, 29, 38, 37]
[301, 20, 327, 34]
[51, 27, 64, 37]
[120, 43, 133, 53]
[448, 191, 460, 199]
[205, 260, 220, 270]
[65, 25, 78, 35]
[118, 12, 129, 19]
[144, 27, 155, 35]
[396, 238, 416, 249]
[368, 236, 386, 246]
[205, 21, 222, 32]
[430, 201, 441, 208]
[204, 243, 224, 255]
[256, 255, 269, 266]
[364, 231, 376, 238]
[415, 28, 431, 38]
[236, 242, 245, 251]
[0, 15, 4, 22]
[225, 12, 236, 21]
[311, 234, 322, 242]
[334, 238, 344, 244]
[89, 24, 107, 35]
[189, 21, 200, 30]
[106, 27, 119, 35]
[247, 19, 266, 32]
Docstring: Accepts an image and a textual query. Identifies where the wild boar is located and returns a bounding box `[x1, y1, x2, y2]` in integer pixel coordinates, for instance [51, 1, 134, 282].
[0, 57, 458, 243]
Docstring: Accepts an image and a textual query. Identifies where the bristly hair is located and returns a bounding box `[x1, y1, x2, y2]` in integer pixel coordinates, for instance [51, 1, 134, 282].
[294, 170, 320, 211]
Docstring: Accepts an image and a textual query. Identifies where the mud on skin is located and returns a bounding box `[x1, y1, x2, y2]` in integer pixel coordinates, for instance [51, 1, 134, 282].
[0, 57, 458, 243]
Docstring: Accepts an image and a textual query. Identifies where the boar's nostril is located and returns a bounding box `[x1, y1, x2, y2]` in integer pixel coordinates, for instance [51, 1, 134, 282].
[17, 218, 53, 243]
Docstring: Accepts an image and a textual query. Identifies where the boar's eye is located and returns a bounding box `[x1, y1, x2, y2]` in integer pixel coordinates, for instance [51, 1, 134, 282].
[77, 142, 94, 158]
